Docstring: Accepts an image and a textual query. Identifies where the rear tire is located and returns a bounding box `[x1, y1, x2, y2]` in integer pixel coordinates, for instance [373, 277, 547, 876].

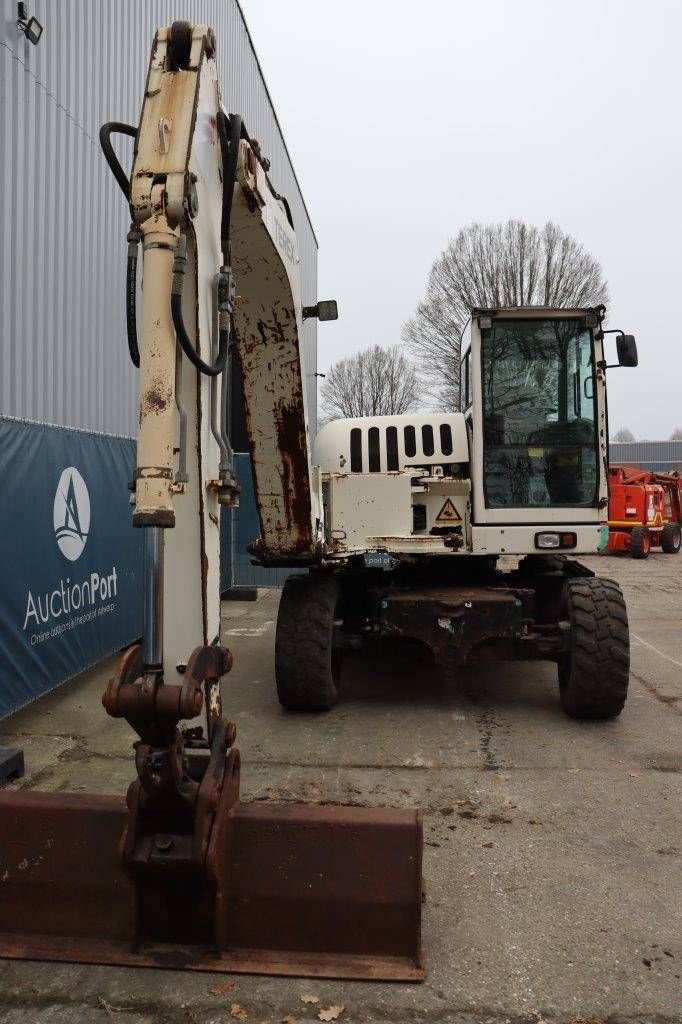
[275, 574, 340, 711]
[629, 525, 650, 559]
[558, 577, 629, 720]
[660, 523, 681, 554]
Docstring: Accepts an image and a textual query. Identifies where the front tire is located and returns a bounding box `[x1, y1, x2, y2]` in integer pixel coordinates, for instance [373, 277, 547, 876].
[629, 525, 650, 559]
[661, 523, 681, 554]
[275, 574, 340, 711]
[558, 577, 629, 720]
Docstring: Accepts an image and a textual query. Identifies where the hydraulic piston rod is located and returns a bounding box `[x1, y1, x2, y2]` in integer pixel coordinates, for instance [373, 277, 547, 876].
[142, 527, 164, 670]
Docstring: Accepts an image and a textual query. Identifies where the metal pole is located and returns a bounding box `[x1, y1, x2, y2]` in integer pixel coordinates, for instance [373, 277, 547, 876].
[142, 527, 164, 669]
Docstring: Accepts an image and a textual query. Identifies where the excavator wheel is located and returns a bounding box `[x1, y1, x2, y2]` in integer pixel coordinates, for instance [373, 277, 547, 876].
[275, 573, 341, 711]
[661, 523, 682, 554]
[558, 577, 630, 720]
[629, 525, 650, 559]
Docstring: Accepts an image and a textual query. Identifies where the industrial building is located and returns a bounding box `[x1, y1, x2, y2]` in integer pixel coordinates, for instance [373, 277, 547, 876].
[0, 1, 318, 716]
[609, 440, 682, 474]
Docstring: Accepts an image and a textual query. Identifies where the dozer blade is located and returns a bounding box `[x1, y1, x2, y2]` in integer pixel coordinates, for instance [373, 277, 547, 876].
[0, 791, 423, 981]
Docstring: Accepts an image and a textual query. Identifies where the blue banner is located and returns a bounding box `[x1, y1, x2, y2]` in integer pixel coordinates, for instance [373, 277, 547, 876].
[0, 418, 143, 719]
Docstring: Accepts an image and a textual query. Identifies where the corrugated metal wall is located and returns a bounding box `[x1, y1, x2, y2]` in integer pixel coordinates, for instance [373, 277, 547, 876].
[1, 0, 318, 436]
[610, 441, 682, 474]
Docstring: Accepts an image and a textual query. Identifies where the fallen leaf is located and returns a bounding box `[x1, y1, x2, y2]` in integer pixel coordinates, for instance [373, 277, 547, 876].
[439, 806, 454, 816]
[209, 981, 236, 996]
[300, 994, 319, 1005]
[457, 809, 477, 819]
[487, 813, 512, 825]
[629, 772, 641, 778]
[230, 1003, 248, 1020]
[318, 1007, 344, 1022]
[482, 841, 494, 848]
[282, 1016, 296, 1024]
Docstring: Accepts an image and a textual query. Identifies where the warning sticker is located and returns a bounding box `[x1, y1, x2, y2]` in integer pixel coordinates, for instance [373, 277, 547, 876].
[435, 498, 461, 524]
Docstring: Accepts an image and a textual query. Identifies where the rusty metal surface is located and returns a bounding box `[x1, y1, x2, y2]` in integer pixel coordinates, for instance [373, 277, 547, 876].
[222, 802, 423, 969]
[385, 586, 529, 605]
[0, 792, 133, 946]
[0, 793, 423, 981]
[231, 145, 317, 565]
[378, 584, 532, 665]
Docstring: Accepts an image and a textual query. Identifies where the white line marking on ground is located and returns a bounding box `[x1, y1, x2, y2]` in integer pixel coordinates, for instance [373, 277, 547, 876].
[224, 620, 274, 638]
[631, 632, 682, 670]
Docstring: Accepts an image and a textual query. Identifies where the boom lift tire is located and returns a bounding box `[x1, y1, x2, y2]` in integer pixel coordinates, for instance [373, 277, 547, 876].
[629, 525, 650, 559]
[661, 523, 682, 554]
[276, 574, 341, 711]
[558, 577, 629, 720]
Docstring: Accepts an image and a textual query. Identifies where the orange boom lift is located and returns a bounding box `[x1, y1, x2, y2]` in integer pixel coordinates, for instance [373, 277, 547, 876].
[607, 466, 682, 558]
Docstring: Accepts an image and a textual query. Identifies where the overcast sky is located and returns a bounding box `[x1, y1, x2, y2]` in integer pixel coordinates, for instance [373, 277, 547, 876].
[241, 0, 682, 439]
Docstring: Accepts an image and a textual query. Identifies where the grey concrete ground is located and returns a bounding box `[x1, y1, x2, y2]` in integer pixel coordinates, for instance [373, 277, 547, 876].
[0, 554, 680, 1024]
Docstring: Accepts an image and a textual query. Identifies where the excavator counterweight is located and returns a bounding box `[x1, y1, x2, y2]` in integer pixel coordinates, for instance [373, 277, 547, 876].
[0, 21, 424, 981]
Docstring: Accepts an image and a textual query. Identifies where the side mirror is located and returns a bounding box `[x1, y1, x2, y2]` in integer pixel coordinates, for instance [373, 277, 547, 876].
[302, 300, 338, 322]
[616, 334, 638, 367]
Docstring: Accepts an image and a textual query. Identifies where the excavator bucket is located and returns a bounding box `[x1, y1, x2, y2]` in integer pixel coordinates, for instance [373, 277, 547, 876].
[0, 790, 423, 981]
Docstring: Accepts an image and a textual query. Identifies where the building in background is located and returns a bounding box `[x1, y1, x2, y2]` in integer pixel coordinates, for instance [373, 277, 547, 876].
[0, 1, 318, 716]
[609, 441, 682, 474]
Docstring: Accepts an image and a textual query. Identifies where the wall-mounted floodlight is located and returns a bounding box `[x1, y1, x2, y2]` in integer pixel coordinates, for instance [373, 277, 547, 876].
[17, 3, 43, 45]
[302, 300, 338, 322]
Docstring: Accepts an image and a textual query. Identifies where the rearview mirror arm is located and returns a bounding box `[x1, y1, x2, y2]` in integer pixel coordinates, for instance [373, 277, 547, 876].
[595, 328, 636, 369]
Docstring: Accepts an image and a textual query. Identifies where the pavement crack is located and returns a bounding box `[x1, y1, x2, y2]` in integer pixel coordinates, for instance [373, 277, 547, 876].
[630, 669, 682, 716]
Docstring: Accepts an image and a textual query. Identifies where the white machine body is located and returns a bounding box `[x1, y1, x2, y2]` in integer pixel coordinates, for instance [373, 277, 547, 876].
[313, 308, 610, 561]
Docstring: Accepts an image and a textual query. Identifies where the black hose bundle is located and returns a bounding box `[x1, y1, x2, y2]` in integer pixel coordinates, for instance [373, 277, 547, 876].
[217, 111, 242, 265]
[170, 237, 229, 377]
[99, 122, 142, 367]
[168, 111, 242, 377]
[99, 112, 248, 376]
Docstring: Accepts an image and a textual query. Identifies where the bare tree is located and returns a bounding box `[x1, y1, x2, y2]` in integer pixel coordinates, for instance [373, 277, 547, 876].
[403, 220, 609, 408]
[670, 428, 682, 440]
[320, 344, 421, 422]
[612, 427, 636, 442]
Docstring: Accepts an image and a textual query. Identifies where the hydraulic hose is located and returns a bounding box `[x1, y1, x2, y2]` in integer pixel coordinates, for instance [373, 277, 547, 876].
[99, 122, 141, 367]
[171, 236, 229, 377]
[99, 122, 137, 201]
[217, 111, 242, 264]
[126, 228, 141, 367]
[170, 112, 241, 377]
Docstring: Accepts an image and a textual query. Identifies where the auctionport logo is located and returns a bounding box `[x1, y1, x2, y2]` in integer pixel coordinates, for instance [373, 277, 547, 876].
[53, 466, 90, 561]
[21, 465, 118, 643]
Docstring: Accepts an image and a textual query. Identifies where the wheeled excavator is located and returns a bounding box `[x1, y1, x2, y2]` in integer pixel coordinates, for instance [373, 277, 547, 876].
[273, 311, 638, 721]
[0, 22, 423, 981]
